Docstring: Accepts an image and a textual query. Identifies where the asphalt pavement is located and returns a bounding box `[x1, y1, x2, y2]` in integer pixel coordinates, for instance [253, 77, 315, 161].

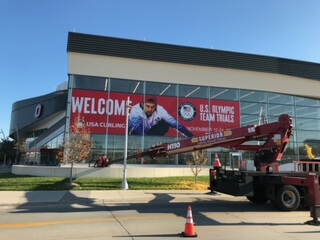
[1, 189, 320, 240]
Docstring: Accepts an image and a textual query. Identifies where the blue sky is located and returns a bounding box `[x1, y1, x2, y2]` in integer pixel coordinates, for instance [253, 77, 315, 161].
[1, 0, 320, 138]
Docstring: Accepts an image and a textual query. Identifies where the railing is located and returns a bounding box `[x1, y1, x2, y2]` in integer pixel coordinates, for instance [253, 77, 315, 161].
[293, 160, 320, 173]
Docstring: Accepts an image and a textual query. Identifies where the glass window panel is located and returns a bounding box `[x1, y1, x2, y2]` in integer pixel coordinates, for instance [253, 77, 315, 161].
[73, 75, 108, 91]
[91, 134, 106, 150]
[241, 114, 261, 126]
[295, 96, 320, 107]
[290, 131, 297, 143]
[295, 106, 320, 119]
[46, 140, 51, 148]
[268, 93, 293, 105]
[178, 84, 208, 99]
[239, 90, 266, 102]
[110, 78, 144, 94]
[241, 114, 285, 127]
[145, 82, 177, 97]
[268, 104, 294, 117]
[57, 134, 64, 148]
[240, 102, 267, 115]
[296, 118, 320, 131]
[296, 130, 320, 143]
[128, 135, 143, 151]
[210, 87, 239, 101]
[51, 138, 57, 149]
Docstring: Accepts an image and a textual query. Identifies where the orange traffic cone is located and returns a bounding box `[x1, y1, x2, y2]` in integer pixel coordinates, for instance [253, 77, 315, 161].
[214, 153, 222, 168]
[181, 205, 197, 237]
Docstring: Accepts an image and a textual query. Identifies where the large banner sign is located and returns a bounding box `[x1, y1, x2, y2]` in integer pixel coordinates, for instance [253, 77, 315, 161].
[71, 89, 240, 137]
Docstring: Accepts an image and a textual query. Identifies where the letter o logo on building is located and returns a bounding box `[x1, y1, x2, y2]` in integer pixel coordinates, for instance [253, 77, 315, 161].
[34, 104, 42, 118]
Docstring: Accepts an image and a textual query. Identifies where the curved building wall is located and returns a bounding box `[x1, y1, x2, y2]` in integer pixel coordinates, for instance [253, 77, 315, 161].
[10, 90, 68, 147]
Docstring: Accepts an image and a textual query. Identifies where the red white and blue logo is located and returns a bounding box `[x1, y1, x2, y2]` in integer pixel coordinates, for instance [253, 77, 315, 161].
[179, 102, 197, 121]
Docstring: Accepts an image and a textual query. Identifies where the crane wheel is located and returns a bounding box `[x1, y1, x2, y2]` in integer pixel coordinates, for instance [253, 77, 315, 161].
[272, 185, 300, 211]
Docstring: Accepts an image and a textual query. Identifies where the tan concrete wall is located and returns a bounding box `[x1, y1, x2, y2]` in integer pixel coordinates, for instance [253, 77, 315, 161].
[12, 165, 210, 178]
[69, 52, 320, 99]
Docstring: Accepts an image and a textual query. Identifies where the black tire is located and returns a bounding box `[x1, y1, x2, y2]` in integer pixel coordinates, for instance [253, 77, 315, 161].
[246, 190, 268, 204]
[274, 185, 300, 211]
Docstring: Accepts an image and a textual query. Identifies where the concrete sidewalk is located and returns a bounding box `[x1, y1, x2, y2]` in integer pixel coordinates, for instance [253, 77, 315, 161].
[0, 190, 219, 207]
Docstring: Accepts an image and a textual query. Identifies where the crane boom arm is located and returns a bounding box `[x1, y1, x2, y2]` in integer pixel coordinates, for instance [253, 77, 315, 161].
[111, 114, 293, 172]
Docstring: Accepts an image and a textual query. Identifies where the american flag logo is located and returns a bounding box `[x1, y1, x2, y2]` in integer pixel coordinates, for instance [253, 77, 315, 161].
[183, 106, 193, 117]
[179, 103, 196, 121]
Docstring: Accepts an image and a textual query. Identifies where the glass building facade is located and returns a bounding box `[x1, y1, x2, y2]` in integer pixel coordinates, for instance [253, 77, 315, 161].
[68, 74, 320, 166]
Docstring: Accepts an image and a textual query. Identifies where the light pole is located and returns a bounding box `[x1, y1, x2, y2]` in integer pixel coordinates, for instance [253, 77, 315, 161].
[121, 97, 131, 190]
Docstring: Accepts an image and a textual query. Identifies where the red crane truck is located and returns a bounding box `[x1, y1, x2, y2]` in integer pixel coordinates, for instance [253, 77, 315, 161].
[108, 114, 320, 225]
